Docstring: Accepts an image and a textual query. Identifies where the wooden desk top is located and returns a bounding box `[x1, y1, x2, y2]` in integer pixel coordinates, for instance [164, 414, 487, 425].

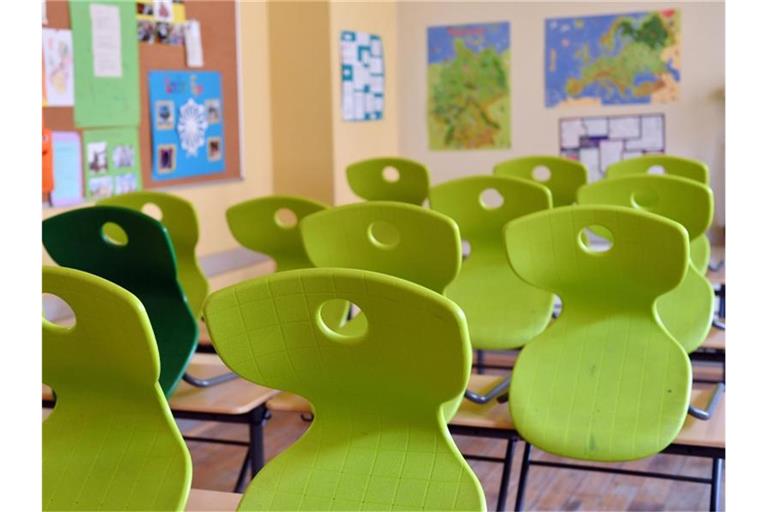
[674, 384, 725, 449]
[43, 354, 278, 416]
[186, 489, 241, 511]
[700, 326, 725, 351]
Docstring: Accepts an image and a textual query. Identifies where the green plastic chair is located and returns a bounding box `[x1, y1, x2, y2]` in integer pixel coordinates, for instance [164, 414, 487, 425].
[430, 176, 554, 350]
[99, 191, 209, 319]
[346, 157, 430, 205]
[505, 205, 692, 461]
[204, 268, 485, 511]
[577, 175, 715, 353]
[226, 196, 328, 271]
[493, 155, 588, 207]
[604, 155, 712, 273]
[43, 206, 198, 396]
[43, 266, 191, 511]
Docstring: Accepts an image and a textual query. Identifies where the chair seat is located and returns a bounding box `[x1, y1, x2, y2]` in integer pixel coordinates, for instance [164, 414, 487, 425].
[44, 354, 278, 416]
[186, 489, 241, 511]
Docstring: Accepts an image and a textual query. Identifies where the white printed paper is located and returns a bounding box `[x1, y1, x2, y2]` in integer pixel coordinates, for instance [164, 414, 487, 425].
[42, 28, 75, 106]
[90, 3, 122, 78]
[608, 116, 640, 139]
[340, 30, 384, 121]
[184, 20, 204, 68]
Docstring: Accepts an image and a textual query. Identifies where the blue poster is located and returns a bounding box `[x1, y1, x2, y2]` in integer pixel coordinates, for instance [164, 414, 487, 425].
[148, 70, 225, 181]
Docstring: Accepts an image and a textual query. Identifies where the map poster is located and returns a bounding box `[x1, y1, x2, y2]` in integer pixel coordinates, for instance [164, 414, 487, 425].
[148, 70, 225, 181]
[428, 22, 510, 150]
[560, 114, 665, 181]
[546, 10, 680, 108]
[340, 30, 384, 121]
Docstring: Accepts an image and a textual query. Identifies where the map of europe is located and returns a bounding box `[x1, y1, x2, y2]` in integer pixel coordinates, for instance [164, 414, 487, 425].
[546, 10, 680, 108]
[428, 22, 510, 150]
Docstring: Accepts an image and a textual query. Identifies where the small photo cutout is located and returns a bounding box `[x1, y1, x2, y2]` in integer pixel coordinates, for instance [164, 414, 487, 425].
[207, 136, 222, 161]
[155, 100, 175, 130]
[205, 99, 222, 124]
[157, 144, 177, 174]
[86, 141, 108, 174]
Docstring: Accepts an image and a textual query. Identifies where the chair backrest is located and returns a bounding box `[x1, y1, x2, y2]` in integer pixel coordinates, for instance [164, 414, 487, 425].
[346, 157, 430, 205]
[300, 201, 461, 293]
[577, 175, 715, 352]
[493, 155, 588, 206]
[429, 176, 554, 349]
[226, 196, 327, 271]
[605, 154, 709, 185]
[43, 206, 198, 396]
[43, 266, 191, 511]
[99, 191, 209, 319]
[505, 206, 692, 461]
[204, 268, 485, 511]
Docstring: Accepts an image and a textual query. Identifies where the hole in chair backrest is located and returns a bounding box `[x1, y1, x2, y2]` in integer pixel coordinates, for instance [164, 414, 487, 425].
[648, 165, 666, 175]
[274, 208, 298, 229]
[532, 165, 552, 182]
[43, 293, 76, 329]
[101, 222, 128, 246]
[462, 240, 472, 259]
[631, 189, 659, 209]
[479, 188, 504, 209]
[141, 202, 163, 221]
[578, 225, 613, 254]
[317, 299, 367, 343]
[367, 221, 400, 249]
[382, 166, 400, 183]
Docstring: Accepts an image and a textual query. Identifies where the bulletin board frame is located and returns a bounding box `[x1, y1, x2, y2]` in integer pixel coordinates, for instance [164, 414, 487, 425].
[42, 0, 243, 194]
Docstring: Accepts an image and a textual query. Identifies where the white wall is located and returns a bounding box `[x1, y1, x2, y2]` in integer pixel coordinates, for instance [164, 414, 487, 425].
[397, 1, 725, 227]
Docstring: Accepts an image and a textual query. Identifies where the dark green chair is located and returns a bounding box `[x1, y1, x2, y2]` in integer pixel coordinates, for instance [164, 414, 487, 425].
[43, 206, 197, 396]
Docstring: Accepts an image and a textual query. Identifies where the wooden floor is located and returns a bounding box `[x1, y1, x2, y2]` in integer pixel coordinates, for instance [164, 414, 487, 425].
[180, 362, 725, 511]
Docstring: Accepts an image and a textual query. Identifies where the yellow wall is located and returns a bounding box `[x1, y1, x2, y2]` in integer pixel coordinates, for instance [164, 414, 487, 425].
[43, 1, 274, 262]
[329, 0, 400, 205]
[396, 1, 726, 228]
[268, 0, 335, 205]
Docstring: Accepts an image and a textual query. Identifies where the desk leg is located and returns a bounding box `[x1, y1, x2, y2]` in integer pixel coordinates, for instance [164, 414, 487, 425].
[249, 405, 267, 480]
[234, 452, 250, 493]
[477, 350, 485, 374]
[514, 442, 532, 512]
[710, 458, 723, 511]
[496, 438, 516, 511]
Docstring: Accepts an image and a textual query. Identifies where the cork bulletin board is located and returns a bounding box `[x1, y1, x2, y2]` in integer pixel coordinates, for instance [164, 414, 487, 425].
[42, 0, 242, 192]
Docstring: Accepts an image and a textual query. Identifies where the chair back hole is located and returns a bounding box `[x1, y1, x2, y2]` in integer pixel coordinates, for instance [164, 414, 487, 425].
[367, 221, 400, 249]
[532, 165, 552, 182]
[462, 240, 472, 259]
[648, 165, 666, 175]
[141, 202, 163, 221]
[317, 299, 367, 343]
[382, 166, 400, 183]
[631, 189, 659, 209]
[479, 188, 504, 210]
[43, 293, 76, 329]
[101, 222, 128, 246]
[578, 225, 613, 254]
[274, 208, 298, 229]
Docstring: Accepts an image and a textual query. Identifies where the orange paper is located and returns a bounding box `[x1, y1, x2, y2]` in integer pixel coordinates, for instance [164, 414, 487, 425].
[43, 128, 54, 196]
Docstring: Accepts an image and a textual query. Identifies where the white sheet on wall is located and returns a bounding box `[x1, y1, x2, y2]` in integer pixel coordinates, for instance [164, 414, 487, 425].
[340, 30, 384, 121]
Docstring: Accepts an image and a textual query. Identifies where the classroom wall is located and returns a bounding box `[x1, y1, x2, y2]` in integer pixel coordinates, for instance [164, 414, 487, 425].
[329, 1, 400, 205]
[396, 1, 726, 228]
[42, 1, 273, 264]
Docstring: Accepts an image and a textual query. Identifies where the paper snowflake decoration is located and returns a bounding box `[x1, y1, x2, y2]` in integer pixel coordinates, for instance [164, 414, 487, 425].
[177, 98, 208, 157]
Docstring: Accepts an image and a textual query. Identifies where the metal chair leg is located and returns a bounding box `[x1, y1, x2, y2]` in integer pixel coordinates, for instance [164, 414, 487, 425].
[710, 458, 723, 511]
[233, 452, 250, 493]
[496, 438, 516, 511]
[514, 442, 532, 511]
[477, 350, 485, 374]
[249, 406, 267, 479]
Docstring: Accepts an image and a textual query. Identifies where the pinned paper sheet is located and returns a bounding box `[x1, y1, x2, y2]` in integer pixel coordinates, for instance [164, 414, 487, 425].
[42, 28, 75, 107]
[90, 3, 123, 78]
[184, 20, 204, 67]
[51, 132, 84, 207]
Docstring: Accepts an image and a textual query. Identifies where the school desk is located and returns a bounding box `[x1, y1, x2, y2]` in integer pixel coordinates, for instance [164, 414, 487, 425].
[185, 489, 241, 511]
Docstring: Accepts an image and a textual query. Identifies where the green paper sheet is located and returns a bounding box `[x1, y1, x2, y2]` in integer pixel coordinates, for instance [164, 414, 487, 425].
[70, 0, 140, 127]
[82, 127, 142, 200]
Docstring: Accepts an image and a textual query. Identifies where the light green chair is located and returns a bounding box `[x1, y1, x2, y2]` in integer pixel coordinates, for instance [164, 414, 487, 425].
[604, 155, 712, 273]
[346, 157, 430, 205]
[430, 176, 554, 350]
[577, 175, 715, 353]
[204, 268, 485, 511]
[99, 191, 209, 320]
[226, 196, 327, 271]
[505, 205, 692, 463]
[493, 155, 588, 207]
[43, 266, 191, 511]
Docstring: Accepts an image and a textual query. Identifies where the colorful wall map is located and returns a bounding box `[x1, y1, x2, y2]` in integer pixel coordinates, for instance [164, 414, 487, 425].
[546, 10, 680, 108]
[428, 22, 510, 150]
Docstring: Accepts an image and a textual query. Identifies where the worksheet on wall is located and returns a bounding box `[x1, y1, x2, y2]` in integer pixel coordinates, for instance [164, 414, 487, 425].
[340, 30, 384, 122]
[559, 114, 665, 181]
